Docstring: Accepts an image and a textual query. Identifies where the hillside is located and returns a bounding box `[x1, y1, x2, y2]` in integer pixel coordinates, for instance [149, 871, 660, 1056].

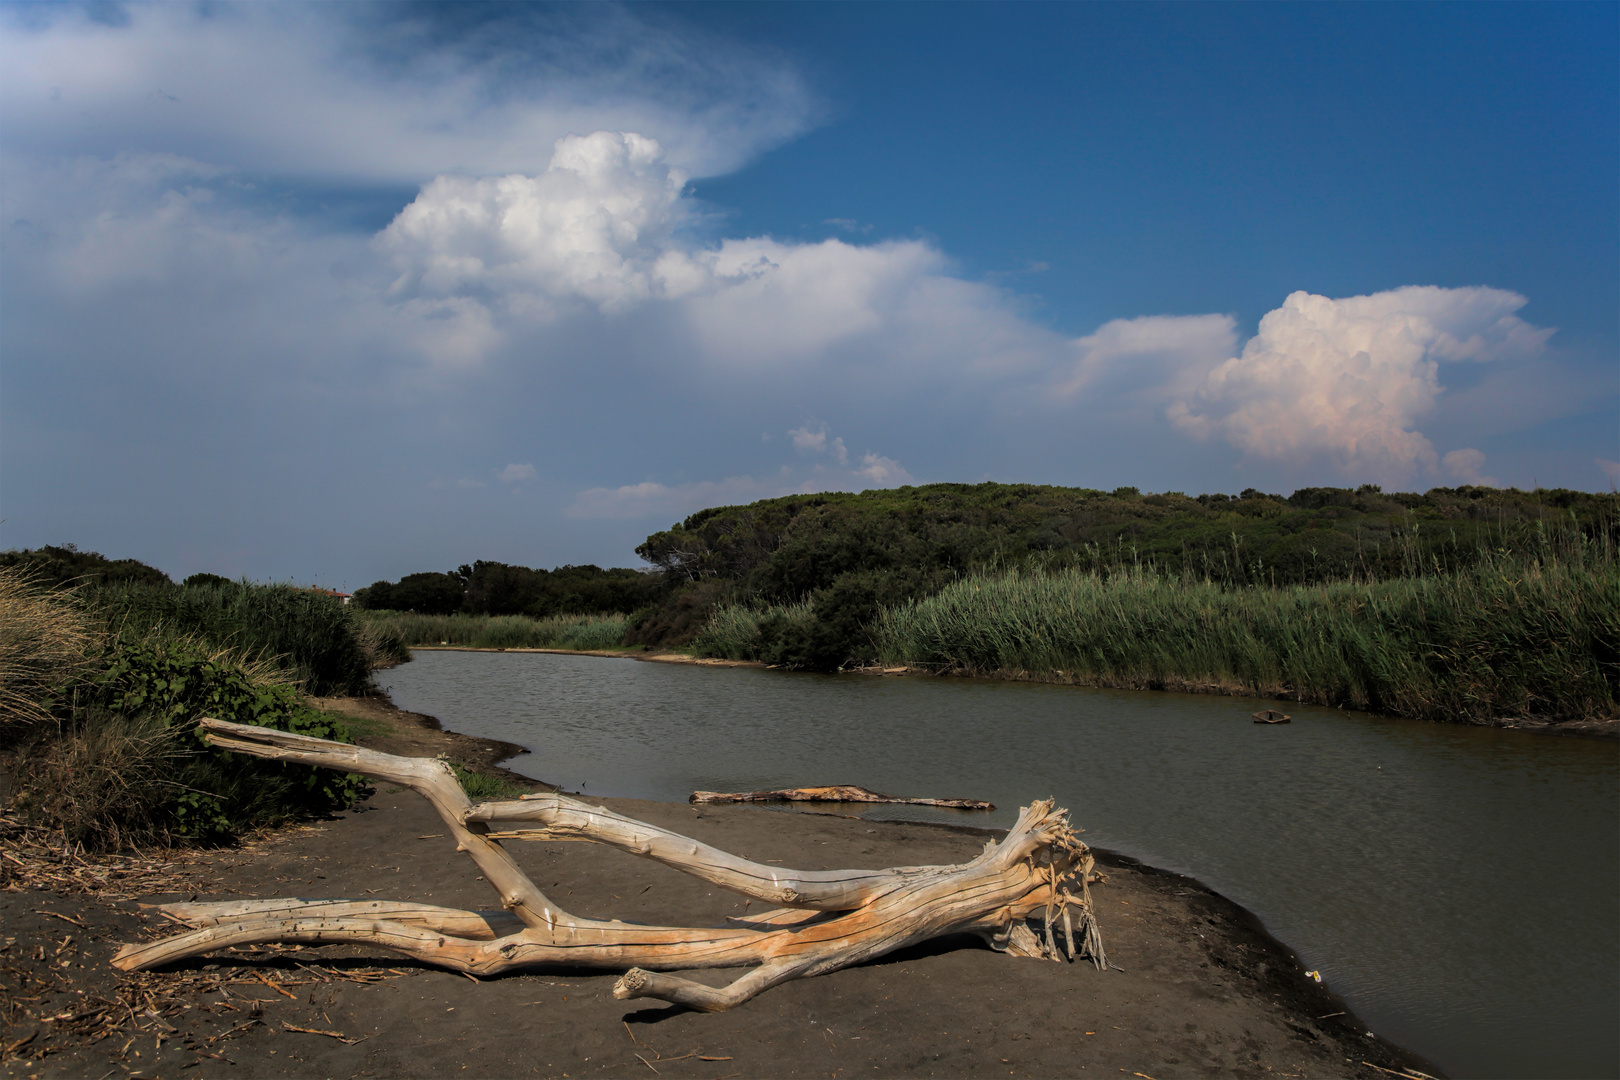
[627, 482, 1618, 658]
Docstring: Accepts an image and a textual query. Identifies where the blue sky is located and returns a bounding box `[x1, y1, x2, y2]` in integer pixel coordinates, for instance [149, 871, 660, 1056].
[2, 1, 1615, 587]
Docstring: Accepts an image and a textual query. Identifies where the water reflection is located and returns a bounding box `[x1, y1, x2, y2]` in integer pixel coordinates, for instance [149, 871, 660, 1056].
[382, 650, 1619, 1080]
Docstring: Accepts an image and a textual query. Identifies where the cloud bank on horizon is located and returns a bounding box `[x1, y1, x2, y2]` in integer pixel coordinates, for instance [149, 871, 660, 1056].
[1, 3, 1611, 581]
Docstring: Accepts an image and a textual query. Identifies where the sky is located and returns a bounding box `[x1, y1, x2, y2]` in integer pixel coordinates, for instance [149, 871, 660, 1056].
[2, 1, 1615, 587]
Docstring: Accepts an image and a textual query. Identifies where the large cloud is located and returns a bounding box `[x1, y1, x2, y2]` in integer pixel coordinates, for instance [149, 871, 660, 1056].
[1167, 287, 1555, 485]
[0, 4, 814, 181]
[377, 131, 697, 316]
[377, 131, 1071, 388]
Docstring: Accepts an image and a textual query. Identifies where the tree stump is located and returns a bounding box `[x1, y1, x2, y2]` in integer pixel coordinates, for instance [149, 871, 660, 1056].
[113, 718, 1105, 1012]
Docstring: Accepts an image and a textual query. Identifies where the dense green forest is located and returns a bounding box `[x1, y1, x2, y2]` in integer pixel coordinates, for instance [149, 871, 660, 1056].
[627, 482, 1618, 665]
[353, 561, 654, 618]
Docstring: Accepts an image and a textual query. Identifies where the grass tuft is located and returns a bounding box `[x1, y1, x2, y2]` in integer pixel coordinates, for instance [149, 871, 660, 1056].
[0, 567, 99, 731]
[450, 763, 532, 801]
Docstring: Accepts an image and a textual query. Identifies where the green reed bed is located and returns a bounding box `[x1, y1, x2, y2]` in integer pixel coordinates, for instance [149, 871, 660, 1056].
[690, 600, 817, 661]
[357, 610, 631, 652]
[872, 551, 1618, 725]
[89, 580, 389, 696]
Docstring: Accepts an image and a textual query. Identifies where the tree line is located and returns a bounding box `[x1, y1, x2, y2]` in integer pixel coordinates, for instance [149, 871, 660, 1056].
[352, 560, 657, 618]
[626, 481, 1619, 669]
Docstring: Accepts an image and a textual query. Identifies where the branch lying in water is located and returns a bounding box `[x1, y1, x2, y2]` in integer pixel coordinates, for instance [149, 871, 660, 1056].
[688, 784, 994, 810]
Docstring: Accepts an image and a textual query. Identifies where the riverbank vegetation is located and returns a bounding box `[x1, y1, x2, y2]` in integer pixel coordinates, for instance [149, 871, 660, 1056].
[355, 610, 630, 652]
[0, 551, 391, 848]
[672, 484, 1618, 726]
[872, 545, 1613, 724]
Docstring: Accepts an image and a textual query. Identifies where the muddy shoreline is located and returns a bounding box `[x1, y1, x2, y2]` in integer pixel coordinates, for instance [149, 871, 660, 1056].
[1, 692, 1443, 1079]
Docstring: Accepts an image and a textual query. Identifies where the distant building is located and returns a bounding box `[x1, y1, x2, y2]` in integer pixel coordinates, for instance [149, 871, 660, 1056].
[304, 587, 353, 605]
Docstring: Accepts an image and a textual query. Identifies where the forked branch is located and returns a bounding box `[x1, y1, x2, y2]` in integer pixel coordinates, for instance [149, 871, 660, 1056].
[114, 717, 1104, 1011]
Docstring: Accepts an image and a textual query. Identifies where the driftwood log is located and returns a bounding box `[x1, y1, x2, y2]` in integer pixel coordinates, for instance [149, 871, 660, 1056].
[689, 785, 994, 810]
[113, 718, 1105, 1012]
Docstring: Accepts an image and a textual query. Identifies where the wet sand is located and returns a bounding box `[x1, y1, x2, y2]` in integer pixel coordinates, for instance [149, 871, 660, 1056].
[1, 696, 1440, 1079]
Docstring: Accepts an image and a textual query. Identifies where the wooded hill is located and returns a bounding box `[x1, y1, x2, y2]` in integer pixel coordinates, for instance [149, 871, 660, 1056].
[625, 482, 1619, 663]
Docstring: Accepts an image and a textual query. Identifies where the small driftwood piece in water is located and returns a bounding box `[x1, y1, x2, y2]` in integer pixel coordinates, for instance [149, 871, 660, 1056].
[1252, 709, 1292, 724]
[689, 785, 994, 811]
[112, 718, 1104, 1012]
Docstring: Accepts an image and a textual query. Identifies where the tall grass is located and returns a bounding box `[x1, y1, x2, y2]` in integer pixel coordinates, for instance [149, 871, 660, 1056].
[89, 580, 382, 696]
[872, 545, 1618, 725]
[690, 601, 817, 660]
[357, 610, 631, 652]
[1, 573, 365, 848]
[0, 567, 98, 730]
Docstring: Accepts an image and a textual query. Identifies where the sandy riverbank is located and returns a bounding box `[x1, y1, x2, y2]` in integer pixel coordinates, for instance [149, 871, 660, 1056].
[1, 695, 1440, 1079]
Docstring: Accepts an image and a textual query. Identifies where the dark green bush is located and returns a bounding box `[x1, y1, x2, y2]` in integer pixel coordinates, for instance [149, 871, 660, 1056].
[79, 636, 362, 841]
[89, 581, 375, 696]
[8, 632, 365, 848]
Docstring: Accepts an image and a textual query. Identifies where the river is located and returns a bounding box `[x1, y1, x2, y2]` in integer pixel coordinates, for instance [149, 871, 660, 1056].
[380, 649, 1619, 1080]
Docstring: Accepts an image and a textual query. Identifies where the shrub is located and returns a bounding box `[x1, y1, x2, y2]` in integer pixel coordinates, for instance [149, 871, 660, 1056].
[89, 580, 376, 696]
[1, 572, 366, 848]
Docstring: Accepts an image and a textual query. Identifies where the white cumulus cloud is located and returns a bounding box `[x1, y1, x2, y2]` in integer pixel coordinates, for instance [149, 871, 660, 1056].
[788, 424, 849, 464]
[377, 131, 699, 316]
[1167, 286, 1554, 484]
[567, 428, 913, 521]
[498, 463, 538, 483]
[374, 131, 1073, 386]
[1059, 313, 1238, 400]
[1440, 448, 1498, 487]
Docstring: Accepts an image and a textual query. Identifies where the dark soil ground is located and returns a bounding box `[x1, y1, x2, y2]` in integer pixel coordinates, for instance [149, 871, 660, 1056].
[2, 696, 1442, 1080]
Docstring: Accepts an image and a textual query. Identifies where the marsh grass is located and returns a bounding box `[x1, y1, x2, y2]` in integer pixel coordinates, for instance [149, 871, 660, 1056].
[0, 566, 99, 731]
[89, 580, 380, 696]
[1, 573, 367, 848]
[7, 710, 191, 850]
[688, 520, 1618, 725]
[358, 610, 631, 652]
[690, 601, 817, 660]
[872, 545, 1617, 725]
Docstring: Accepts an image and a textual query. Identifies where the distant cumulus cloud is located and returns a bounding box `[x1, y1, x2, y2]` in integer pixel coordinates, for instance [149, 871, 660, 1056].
[1440, 448, 1498, 487]
[378, 131, 696, 318]
[1166, 287, 1554, 486]
[498, 463, 537, 483]
[568, 425, 911, 520]
[374, 130, 1070, 381]
[1058, 313, 1238, 400]
[788, 424, 847, 464]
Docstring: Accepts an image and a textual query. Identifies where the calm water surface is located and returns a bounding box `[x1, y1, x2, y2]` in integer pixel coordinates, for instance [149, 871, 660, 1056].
[382, 650, 1619, 1080]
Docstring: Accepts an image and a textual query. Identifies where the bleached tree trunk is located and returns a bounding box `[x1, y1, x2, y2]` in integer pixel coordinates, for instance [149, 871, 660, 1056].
[114, 718, 1104, 1011]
